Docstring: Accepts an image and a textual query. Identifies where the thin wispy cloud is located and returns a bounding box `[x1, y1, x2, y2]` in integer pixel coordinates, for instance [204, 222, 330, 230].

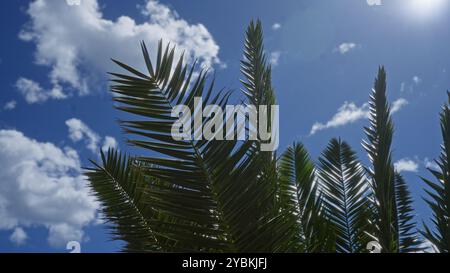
[65, 118, 117, 154]
[310, 98, 408, 135]
[3, 100, 17, 111]
[269, 51, 281, 66]
[413, 75, 422, 84]
[367, 0, 382, 6]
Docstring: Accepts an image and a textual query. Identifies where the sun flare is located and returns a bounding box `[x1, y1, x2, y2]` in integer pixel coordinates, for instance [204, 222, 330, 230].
[407, 0, 447, 19]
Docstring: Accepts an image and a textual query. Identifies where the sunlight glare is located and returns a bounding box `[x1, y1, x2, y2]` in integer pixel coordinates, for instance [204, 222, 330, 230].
[407, 0, 447, 20]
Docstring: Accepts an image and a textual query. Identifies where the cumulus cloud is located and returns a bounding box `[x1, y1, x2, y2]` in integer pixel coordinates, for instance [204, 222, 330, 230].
[269, 51, 281, 66]
[394, 158, 419, 173]
[3, 100, 17, 111]
[272, 23, 281, 30]
[10, 227, 28, 245]
[65, 118, 117, 154]
[334, 43, 358, 54]
[0, 129, 98, 247]
[19, 0, 221, 102]
[310, 98, 408, 135]
[367, 0, 382, 6]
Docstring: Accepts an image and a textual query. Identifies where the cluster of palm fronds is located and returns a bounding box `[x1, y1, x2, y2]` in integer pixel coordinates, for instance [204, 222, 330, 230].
[85, 20, 450, 253]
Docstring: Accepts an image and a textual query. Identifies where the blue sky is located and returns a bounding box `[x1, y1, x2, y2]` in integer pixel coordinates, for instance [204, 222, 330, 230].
[0, 0, 449, 252]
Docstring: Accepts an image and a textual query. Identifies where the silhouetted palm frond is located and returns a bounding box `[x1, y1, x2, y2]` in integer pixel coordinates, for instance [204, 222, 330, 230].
[421, 92, 450, 253]
[318, 138, 372, 253]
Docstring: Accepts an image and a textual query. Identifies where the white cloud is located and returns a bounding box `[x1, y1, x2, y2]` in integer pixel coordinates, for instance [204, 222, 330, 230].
[0, 129, 99, 247]
[269, 51, 281, 66]
[15, 77, 66, 104]
[272, 23, 281, 30]
[334, 43, 358, 54]
[19, 0, 221, 102]
[367, 0, 382, 6]
[10, 227, 28, 245]
[310, 102, 369, 135]
[66, 118, 117, 154]
[3, 100, 17, 111]
[413, 75, 422, 84]
[394, 158, 419, 173]
[65, 118, 100, 153]
[391, 98, 408, 113]
[310, 98, 408, 135]
[102, 136, 118, 152]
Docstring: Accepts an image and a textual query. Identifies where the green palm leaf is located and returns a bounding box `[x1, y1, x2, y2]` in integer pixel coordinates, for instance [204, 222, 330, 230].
[421, 92, 450, 253]
[278, 142, 335, 252]
[318, 138, 372, 253]
[87, 20, 290, 252]
[362, 67, 420, 252]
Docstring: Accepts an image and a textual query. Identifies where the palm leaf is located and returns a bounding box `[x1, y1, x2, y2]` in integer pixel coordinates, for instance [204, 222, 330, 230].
[362, 67, 420, 252]
[90, 20, 289, 252]
[318, 138, 372, 253]
[278, 142, 335, 252]
[421, 92, 450, 253]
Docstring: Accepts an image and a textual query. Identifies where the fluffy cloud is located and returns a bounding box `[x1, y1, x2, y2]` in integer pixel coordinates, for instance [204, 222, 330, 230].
[367, 0, 382, 6]
[10, 227, 28, 245]
[3, 100, 17, 111]
[102, 136, 118, 152]
[0, 129, 98, 247]
[394, 158, 419, 173]
[19, 0, 221, 101]
[15, 77, 66, 104]
[269, 51, 281, 66]
[66, 118, 117, 154]
[391, 98, 408, 113]
[272, 23, 281, 30]
[310, 98, 407, 135]
[334, 43, 358, 54]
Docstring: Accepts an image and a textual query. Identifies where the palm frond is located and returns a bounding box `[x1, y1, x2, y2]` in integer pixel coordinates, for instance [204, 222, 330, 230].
[85, 149, 159, 252]
[92, 20, 289, 252]
[394, 173, 423, 252]
[318, 138, 372, 253]
[362, 67, 420, 252]
[278, 142, 335, 252]
[421, 92, 450, 253]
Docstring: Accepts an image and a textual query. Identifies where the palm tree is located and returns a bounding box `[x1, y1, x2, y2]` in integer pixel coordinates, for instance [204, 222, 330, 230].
[86, 21, 438, 253]
[421, 92, 450, 253]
